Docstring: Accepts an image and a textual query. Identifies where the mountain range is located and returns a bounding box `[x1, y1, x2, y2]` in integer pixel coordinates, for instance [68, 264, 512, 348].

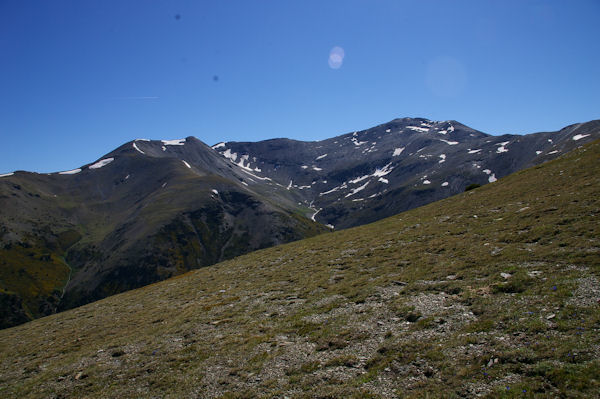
[1, 136, 598, 398]
[212, 118, 600, 229]
[1, 117, 598, 328]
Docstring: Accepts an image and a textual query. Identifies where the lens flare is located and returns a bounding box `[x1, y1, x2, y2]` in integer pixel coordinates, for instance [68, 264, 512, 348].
[328, 46, 345, 69]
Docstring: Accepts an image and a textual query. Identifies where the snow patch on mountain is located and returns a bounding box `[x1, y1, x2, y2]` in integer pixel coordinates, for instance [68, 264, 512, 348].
[222, 149, 238, 162]
[346, 163, 394, 188]
[406, 126, 429, 133]
[468, 149, 482, 154]
[440, 139, 459, 145]
[393, 147, 405, 156]
[572, 134, 590, 141]
[345, 181, 369, 197]
[373, 163, 394, 177]
[212, 142, 226, 149]
[351, 136, 367, 146]
[240, 155, 261, 171]
[221, 150, 262, 172]
[316, 154, 328, 160]
[59, 168, 82, 175]
[496, 141, 510, 153]
[320, 184, 345, 196]
[241, 169, 272, 182]
[349, 175, 370, 184]
[132, 142, 145, 155]
[162, 139, 186, 146]
[310, 208, 321, 222]
[439, 154, 446, 164]
[89, 158, 114, 169]
[182, 160, 191, 169]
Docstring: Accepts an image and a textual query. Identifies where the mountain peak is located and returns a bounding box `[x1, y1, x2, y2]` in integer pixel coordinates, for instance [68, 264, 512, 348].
[1, 118, 599, 329]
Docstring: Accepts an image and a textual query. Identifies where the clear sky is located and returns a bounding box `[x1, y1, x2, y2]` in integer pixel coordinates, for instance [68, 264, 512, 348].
[1, 0, 599, 174]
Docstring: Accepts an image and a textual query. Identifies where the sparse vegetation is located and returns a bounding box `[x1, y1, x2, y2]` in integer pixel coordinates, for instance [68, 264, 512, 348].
[0, 140, 598, 398]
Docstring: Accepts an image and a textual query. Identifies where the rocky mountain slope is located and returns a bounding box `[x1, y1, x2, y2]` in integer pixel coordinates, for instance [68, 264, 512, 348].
[214, 118, 600, 229]
[0, 139, 598, 398]
[0, 118, 598, 328]
[0, 137, 326, 328]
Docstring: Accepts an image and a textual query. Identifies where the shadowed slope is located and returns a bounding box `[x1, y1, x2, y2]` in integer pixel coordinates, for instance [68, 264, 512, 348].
[0, 137, 325, 327]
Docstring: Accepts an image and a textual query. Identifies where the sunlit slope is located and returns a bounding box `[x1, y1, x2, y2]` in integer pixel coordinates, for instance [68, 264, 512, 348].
[0, 141, 598, 398]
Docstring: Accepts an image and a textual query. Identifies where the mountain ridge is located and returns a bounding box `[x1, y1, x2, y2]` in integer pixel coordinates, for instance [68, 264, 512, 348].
[212, 117, 600, 228]
[1, 117, 599, 328]
[0, 136, 326, 327]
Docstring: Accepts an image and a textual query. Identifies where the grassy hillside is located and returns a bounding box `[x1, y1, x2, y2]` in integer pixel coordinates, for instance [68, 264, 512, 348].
[0, 154, 326, 326]
[0, 227, 81, 328]
[0, 141, 598, 398]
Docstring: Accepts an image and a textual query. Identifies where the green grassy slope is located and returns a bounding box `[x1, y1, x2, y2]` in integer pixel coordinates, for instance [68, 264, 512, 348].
[0, 141, 598, 398]
[0, 228, 81, 328]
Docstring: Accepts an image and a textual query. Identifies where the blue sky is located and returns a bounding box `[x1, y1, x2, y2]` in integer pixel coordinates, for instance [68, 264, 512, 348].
[1, 1, 599, 174]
